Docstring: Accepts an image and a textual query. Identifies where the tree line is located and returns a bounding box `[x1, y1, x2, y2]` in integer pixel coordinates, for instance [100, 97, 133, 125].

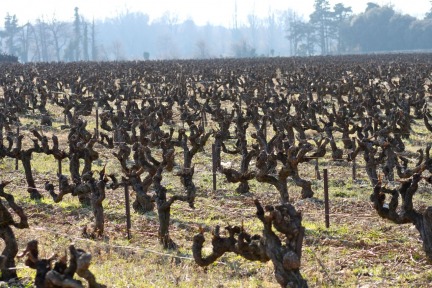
[289, 1, 432, 56]
[2, 2, 432, 61]
[0, 8, 96, 62]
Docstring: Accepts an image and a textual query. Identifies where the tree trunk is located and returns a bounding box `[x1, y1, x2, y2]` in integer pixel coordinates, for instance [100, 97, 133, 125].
[414, 207, 432, 260]
[276, 178, 289, 204]
[21, 154, 42, 199]
[158, 205, 176, 249]
[236, 181, 250, 194]
[132, 179, 154, 213]
[293, 174, 313, 199]
[178, 168, 196, 208]
[0, 226, 18, 280]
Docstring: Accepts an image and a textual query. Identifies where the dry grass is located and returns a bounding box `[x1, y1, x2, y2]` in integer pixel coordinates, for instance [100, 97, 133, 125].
[1, 102, 432, 288]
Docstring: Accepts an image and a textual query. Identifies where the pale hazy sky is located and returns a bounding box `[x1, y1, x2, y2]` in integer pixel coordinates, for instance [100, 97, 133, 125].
[1, 0, 430, 27]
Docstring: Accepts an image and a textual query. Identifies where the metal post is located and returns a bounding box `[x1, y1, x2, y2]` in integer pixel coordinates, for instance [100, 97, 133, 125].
[324, 169, 330, 228]
[125, 185, 132, 240]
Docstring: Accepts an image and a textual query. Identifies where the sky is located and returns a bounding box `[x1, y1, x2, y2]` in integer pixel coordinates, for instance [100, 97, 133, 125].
[1, 0, 430, 27]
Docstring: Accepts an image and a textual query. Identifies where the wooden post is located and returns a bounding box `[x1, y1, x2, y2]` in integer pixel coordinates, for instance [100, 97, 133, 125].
[15, 126, 19, 171]
[315, 158, 321, 180]
[324, 169, 330, 228]
[125, 184, 132, 240]
[352, 159, 357, 181]
[201, 109, 206, 129]
[0, 123, 3, 148]
[113, 127, 117, 145]
[212, 144, 217, 192]
[95, 101, 99, 139]
[58, 159, 62, 188]
[352, 137, 356, 181]
[216, 143, 221, 169]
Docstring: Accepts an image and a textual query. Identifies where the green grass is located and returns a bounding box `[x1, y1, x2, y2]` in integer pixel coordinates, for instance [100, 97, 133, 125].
[2, 98, 432, 288]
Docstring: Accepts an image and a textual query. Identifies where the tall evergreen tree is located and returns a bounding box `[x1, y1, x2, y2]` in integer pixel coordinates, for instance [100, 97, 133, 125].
[426, 1, 432, 19]
[310, 0, 331, 55]
[332, 3, 352, 53]
[91, 19, 97, 61]
[4, 14, 20, 56]
[83, 20, 89, 61]
[73, 7, 81, 61]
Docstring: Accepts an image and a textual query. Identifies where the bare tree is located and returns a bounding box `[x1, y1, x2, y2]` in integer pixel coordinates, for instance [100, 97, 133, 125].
[110, 40, 125, 60]
[47, 17, 69, 62]
[195, 40, 209, 59]
[247, 9, 259, 51]
[83, 20, 89, 61]
[17, 23, 33, 62]
[35, 18, 50, 61]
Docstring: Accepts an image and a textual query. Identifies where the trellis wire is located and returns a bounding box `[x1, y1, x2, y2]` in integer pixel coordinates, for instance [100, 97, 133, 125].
[25, 226, 224, 264]
[2, 117, 428, 243]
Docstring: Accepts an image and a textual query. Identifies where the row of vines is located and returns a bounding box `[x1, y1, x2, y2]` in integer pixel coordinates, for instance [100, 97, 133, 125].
[1, 54, 432, 287]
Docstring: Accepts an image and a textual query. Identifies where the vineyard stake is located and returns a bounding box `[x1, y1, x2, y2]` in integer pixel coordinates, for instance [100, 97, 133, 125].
[201, 109, 206, 129]
[216, 143, 221, 169]
[15, 126, 19, 171]
[95, 101, 99, 139]
[324, 168, 330, 228]
[125, 184, 132, 240]
[58, 159, 62, 187]
[352, 137, 356, 180]
[315, 158, 321, 180]
[0, 123, 3, 149]
[352, 159, 357, 180]
[113, 128, 117, 145]
[212, 144, 217, 192]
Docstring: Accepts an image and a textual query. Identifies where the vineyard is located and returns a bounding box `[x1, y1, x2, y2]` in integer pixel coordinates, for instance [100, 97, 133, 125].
[0, 54, 432, 287]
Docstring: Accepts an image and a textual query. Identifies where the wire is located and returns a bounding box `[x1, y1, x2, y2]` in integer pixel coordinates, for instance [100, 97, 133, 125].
[30, 226, 226, 264]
